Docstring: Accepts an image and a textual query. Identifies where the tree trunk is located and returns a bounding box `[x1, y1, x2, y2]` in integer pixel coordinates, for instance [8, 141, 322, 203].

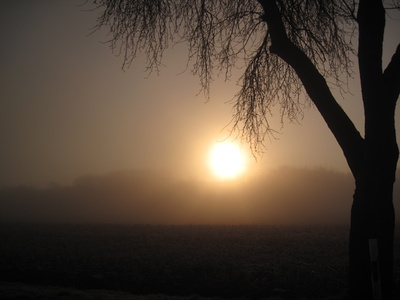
[350, 0, 398, 297]
[349, 163, 397, 299]
[348, 91, 398, 300]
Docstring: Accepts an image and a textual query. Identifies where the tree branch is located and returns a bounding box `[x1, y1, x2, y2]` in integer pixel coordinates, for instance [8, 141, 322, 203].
[258, 0, 364, 177]
[357, 0, 386, 107]
[383, 43, 400, 104]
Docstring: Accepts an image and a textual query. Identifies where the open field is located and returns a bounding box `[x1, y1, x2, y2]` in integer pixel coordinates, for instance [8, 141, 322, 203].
[0, 224, 399, 299]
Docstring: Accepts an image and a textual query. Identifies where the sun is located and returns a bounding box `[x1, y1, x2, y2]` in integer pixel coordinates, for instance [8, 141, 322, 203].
[209, 142, 245, 179]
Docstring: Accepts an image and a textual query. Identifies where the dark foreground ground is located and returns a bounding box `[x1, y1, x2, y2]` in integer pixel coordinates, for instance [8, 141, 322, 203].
[0, 224, 399, 299]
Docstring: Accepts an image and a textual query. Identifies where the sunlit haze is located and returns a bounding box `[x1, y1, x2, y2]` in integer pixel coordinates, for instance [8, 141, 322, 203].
[0, 1, 399, 224]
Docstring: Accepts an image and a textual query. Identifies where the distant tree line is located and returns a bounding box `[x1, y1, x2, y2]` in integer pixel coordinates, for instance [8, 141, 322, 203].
[1, 167, 399, 225]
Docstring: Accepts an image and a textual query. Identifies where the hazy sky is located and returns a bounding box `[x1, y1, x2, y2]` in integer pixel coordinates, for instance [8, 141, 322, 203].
[0, 1, 399, 188]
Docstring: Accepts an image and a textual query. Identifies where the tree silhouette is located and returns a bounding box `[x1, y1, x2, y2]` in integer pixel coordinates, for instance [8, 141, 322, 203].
[92, 1, 400, 299]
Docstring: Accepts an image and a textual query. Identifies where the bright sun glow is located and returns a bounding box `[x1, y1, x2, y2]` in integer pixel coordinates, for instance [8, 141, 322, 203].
[209, 142, 245, 179]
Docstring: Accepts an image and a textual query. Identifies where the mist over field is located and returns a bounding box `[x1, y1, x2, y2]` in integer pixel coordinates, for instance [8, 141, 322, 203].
[4, 166, 397, 225]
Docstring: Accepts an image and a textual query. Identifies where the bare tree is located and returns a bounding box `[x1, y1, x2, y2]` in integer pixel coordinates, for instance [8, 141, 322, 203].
[91, 0, 400, 299]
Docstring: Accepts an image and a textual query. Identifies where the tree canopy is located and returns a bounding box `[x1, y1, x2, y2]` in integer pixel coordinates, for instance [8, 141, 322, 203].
[93, 0, 387, 148]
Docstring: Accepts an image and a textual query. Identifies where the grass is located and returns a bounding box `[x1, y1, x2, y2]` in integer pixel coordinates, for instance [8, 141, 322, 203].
[0, 224, 398, 299]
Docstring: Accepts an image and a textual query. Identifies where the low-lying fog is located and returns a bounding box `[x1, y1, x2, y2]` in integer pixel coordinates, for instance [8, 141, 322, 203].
[1, 166, 399, 224]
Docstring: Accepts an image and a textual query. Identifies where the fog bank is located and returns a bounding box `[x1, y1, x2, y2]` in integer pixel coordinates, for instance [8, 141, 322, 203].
[1, 167, 399, 224]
